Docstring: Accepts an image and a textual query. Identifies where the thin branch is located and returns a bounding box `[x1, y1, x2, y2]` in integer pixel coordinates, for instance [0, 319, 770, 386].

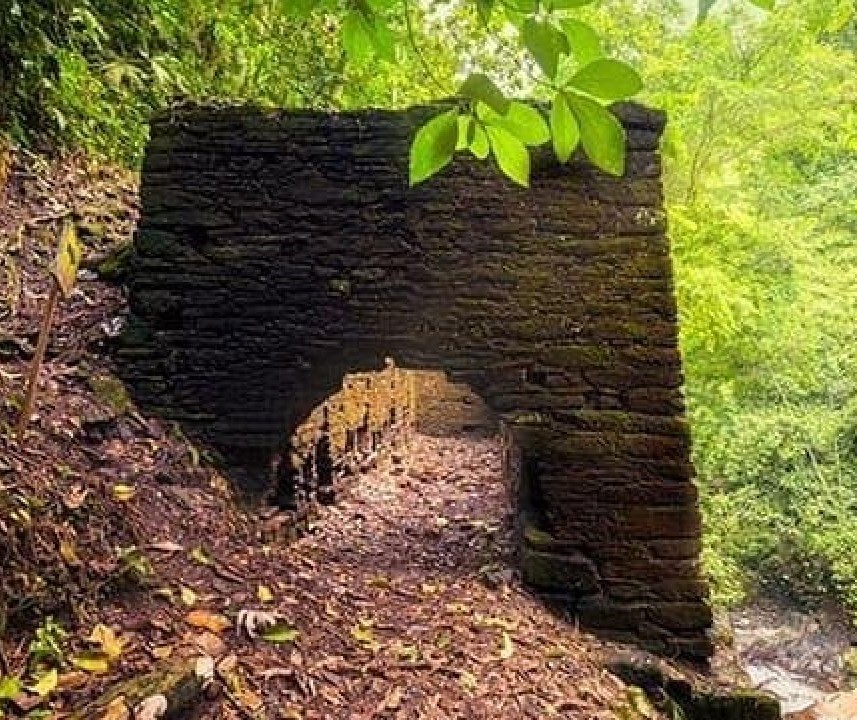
[401, 0, 453, 97]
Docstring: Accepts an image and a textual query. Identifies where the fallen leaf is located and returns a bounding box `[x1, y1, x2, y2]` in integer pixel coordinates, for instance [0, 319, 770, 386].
[189, 546, 213, 566]
[89, 623, 125, 660]
[383, 686, 403, 710]
[499, 631, 514, 660]
[134, 693, 168, 720]
[59, 539, 81, 566]
[260, 621, 299, 645]
[179, 585, 198, 607]
[111, 484, 136, 502]
[0, 675, 22, 699]
[71, 651, 111, 674]
[257, 584, 274, 603]
[186, 610, 231, 634]
[147, 540, 184, 553]
[63, 485, 89, 510]
[28, 668, 58, 697]
[195, 656, 215, 687]
[98, 696, 130, 720]
[151, 645, 173, 660]
[193, 631, 227, 657]
[58, 671, 89, 690]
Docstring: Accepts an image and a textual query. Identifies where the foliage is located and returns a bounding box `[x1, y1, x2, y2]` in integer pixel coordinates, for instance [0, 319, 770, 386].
[4, 0, 857, 622]
[623, 0, 857, 612]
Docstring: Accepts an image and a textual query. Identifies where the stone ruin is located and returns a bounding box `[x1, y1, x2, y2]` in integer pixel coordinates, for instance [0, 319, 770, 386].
[117, 101, 713, 659]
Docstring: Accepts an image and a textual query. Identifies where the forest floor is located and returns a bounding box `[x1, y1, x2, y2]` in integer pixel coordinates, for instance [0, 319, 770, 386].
[0, 153, 652, 718]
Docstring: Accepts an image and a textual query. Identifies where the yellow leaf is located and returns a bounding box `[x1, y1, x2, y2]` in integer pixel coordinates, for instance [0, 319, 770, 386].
[186, 610, 231, 634]
[111, 484, 136, 502]
[350, 622, 379, 650]
[72, 651, 112, 674]
[459, 670, 478, 692]
[28, 668, 58, 697]
[499, 631, 514, 660]
[256, 584, 274, 603]
[189, 547, 213, 566]
[180, 585, 198, 607]
[89, 624, 125, 660]
[151, 645, 173, 660]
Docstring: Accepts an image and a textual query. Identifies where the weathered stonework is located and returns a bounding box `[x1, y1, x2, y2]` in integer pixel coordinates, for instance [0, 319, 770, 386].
[119, 101, 713, 659]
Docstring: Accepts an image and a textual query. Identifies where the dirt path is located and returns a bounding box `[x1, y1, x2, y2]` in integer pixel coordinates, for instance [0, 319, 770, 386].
[23, 434, 624, 719]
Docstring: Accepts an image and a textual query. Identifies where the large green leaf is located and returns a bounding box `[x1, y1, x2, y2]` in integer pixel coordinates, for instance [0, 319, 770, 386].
[550, 92, 580, 163]
[562, 19, 602, 66]
[459, 73, 510, 115]
[570, 58, 642, 101]
[477, 101, 550, 146]
[341, 11, 374, 62]
[521, 18, 567, 80]
[470, 124, 490, 160]
[409, 109, 459, 186]
[567, 94, 626, 176]
[486, 126, 530, 187]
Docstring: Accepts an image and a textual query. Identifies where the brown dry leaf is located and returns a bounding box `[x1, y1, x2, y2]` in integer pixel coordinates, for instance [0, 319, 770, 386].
[98, 696, 130, 720]
[193, 631, 227, 657]
[58, 671, 89, 690]
[186, 610, 231, 634]
[384, 686, 403, 710]
[63, 485, 88, 510]
[59, 539, 81, 566]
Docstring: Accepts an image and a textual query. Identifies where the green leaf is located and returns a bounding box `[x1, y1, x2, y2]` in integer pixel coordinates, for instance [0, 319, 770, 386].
[521, 18, 567, 80]
[470, 124, 490, 160]
[567, 94, 626, 176]
[459, 73, 510, 115]
[570, 58, 642, 101]
[409, 110, 459, 186]
[341, 11, 374, 62]
[476, 0, 495, 24]
[561, 19, 602, 66]
[478, 101, 550, 147]
[260, 621, 300, 644]
[0, 675, 22, 700]
[457, 115, 474, 151]
[548, 0, 597, 7]
[486, 126, 530, 187]
[550, 92, 580, 163]
[505, 0, 538, 11]
[749, 0, 774, 9]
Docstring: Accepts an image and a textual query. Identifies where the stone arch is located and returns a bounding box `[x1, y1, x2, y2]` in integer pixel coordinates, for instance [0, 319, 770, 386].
[117, 101, 713, 660]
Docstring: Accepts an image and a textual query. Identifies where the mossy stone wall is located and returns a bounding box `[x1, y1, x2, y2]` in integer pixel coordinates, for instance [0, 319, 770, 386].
[119, 102, 713, 659]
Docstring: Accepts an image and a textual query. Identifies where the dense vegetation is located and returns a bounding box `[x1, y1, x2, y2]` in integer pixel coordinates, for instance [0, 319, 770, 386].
[2, 0, 856, 616]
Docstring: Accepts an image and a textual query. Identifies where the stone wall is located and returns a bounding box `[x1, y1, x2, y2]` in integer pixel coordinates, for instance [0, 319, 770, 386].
[119, 101, 713, 659]
[411, 370, 496, 437]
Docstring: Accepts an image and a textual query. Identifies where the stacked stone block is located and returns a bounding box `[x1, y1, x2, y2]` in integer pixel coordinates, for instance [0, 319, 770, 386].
[119, 101, 713, 659]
